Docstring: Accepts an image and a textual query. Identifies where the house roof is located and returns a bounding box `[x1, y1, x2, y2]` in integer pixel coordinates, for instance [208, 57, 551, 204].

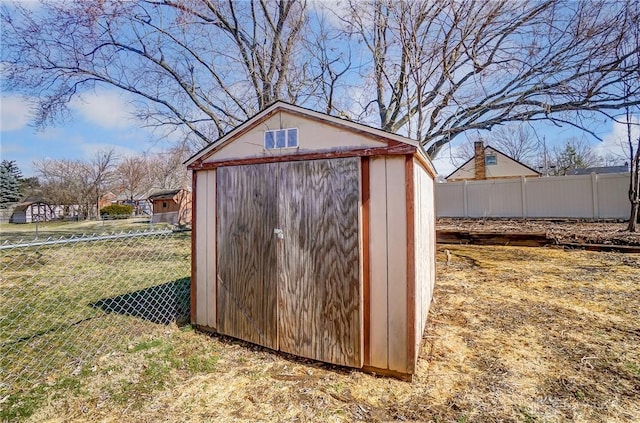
[445, 144, 541, 180]
[148, 189, 185, 201]
[184, 101, 434, 174]
[566, 165, 629, 175]
[12, 201, 49, 212]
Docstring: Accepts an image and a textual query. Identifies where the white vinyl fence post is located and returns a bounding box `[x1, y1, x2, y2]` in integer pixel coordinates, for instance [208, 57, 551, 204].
[591, 172, 599, 219]
[521, 176, 527, 219]
[463, 180, 469, 218]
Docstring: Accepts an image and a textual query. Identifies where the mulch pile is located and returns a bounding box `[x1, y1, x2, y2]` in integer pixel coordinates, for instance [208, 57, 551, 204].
[437, 218, 640, 247]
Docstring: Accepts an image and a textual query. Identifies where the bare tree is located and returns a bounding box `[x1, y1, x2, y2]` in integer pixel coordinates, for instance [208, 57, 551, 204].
[3, 0, 639, 159]
[34, 150, 116, 219]
[89, 149, 117, 218]
[148, 146, 191, 190]
[307, 7, 353, 116]
[487, 125, 539, 165]
[338, 0, 640, 157]
[116, 156, 153, 202]
[1, 0, 315, 150]
[452, 124, 540, 168]
[549, 138, 601, 176]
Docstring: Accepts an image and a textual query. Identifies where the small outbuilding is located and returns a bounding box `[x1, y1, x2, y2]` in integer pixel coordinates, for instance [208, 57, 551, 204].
[186, 102, 437, 379]
[10, 201, 59, 223]
[148, 189, 192, 225]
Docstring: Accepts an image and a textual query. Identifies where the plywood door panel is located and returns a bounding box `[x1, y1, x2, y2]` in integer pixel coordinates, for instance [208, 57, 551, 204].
[216, 164, 278, 349]
[277, 158, 362, 367]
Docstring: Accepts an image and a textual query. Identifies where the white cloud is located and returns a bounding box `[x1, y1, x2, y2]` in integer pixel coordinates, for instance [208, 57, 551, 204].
[309, 0, 354, 27]
[593, 117, 639, 162]
[70, 89, 139, 130]
[0, 95, 32, 132]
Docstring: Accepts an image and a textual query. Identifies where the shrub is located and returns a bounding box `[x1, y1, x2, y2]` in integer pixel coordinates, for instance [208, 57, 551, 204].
[100, 204, 133, 219]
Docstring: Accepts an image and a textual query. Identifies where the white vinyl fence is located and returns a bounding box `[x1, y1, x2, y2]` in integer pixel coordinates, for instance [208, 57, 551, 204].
[436, 173, 630, 219]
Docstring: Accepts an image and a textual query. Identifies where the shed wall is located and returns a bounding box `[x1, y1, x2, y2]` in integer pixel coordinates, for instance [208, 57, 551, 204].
[368, 156, 409, 373]
[194, 170, 217, 328]
[203, 111, 387, 163]
[413, 160, 436, 365]
[153, 199, 181, 214]
[193, 153, 435, 376]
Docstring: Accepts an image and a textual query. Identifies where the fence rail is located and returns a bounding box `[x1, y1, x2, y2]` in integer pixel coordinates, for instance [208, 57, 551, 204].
[0, 229, 191, 398]
[436, 173, 630, 219]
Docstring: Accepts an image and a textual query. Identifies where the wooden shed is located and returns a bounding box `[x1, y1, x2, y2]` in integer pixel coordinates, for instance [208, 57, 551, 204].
[186, 102, 437, 379]
[148, 189, 192, 225]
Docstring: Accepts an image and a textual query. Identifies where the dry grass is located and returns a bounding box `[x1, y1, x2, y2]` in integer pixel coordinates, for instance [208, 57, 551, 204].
[16, 245, 640, 422]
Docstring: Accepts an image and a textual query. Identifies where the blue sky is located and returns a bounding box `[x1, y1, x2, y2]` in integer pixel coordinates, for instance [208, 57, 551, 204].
[1, 1, 634, 178]
[0, 89, 179, 177]
[0, 87, 632, 178]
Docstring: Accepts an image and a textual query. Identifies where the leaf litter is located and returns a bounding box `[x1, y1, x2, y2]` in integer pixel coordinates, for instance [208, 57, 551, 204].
[24, 245, 640, 422]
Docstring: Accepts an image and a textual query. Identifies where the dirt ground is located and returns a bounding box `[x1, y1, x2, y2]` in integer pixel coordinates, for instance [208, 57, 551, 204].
[21, 245, 640, 423]
[437, 218, 640, 246]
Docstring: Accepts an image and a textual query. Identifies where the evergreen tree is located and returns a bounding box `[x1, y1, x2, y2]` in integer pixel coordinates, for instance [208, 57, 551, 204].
[0, 165, 21, 207]
[1, 160, 23, 180]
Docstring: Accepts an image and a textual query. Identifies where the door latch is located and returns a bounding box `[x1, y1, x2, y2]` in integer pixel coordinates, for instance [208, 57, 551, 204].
[273, 228, 284, 239]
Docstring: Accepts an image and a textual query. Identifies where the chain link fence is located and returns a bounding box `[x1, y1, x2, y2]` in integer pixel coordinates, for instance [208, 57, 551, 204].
[0, 229, 191, 399]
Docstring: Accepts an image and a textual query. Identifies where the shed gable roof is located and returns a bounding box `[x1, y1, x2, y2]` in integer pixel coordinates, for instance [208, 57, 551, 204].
[148, 189, 186, 202]
[185, 102, 431, 170]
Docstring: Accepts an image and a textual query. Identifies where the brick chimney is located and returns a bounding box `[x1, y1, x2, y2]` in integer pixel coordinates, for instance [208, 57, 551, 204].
[474, 140, 486, 180]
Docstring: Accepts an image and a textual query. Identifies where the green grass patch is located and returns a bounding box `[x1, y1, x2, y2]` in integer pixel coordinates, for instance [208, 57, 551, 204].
[1, 231, 191, 419]
[129, 339, 164, 353]
[186, 354, 219, 374]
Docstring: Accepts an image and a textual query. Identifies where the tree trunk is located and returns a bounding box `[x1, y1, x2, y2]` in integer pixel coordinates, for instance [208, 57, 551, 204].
[628, 202, 639, 232]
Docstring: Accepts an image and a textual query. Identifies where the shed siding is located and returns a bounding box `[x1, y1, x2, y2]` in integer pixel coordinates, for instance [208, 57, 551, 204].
[195, 170, 217, 328]
[203, 111, 387, 163]
[385, 156, 408, 373]
[11, 211, 27, 224]
[153, 199, 181, 214]
[368, 157, 389, 369]
[414, 161, 436, 363]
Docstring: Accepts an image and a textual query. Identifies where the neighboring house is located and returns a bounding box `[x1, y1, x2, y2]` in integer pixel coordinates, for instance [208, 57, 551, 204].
[113, 192, 152, 216]
[185, 101, 437, 380]
[148, 189, 191, 225]
[99, 192, 117, 211]
[566, 165, 629, 175]
[446, 141, 541, 181]
[10, 202, 60, 223]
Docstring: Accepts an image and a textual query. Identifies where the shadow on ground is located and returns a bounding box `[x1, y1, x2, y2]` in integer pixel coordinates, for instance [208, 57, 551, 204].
[90, 278, 190, 325]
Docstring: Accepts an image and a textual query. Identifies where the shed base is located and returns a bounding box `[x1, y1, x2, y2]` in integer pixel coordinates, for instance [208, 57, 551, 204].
[192, 324, 413, 381]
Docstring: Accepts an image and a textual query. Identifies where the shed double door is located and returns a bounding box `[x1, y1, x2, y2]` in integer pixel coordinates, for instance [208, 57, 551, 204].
[216, 158, 362, 367]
